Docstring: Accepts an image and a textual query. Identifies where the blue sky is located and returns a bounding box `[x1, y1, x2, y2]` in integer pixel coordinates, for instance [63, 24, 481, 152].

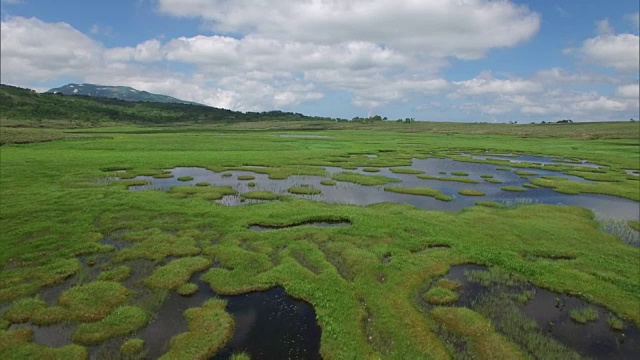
[1, 0, 638, 122]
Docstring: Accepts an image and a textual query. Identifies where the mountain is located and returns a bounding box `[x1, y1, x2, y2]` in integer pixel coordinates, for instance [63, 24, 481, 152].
[46, 83, 200, 105]
[0, 84, 325, 125]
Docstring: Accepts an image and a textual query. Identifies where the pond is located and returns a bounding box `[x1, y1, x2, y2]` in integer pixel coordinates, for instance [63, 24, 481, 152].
[424, 264, 640, 359]
[128, 157, 639, 222]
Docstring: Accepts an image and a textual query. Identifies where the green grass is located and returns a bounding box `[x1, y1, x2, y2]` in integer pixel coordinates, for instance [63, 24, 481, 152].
[522, 183, 539, 189]
[384, 187, 453, 201]
[97, 265, 132, 282]
[389, 168, 425, 174]
[1, 122, 639, 359]
[320, 179, 337, 186]
[484, 179, 503, 184]
[475, 201, 508, 208]
[195, 182, 210, 187]
[230, 352, 251, 360]
[332, 172, 401, 186]
[241, 190, 281, 200]
[176, 176, 193, 182]
[608, 314, 624, 331]
[424, 287, 459, 305]
[417, 175, 479, 184]
[450, 171, 469, 176]
[160, 299, 234, 360]
[629, 221, 640, 232]
[362, 167, 381, 173]
[501, 186, 527, 192]
[72, 306, 149, 345]
[121, 338, 145, 355]
[458, 189, 486, 196]
[145, 257, 212, 290]
[496, 167, 511, 171]
[480, 174, 494, 179]
[514, 170, 537, 176]
[569, 307, 599, 324]
[176, 283, 199, 296]
[153, 172, 174, 179]
[529, 176, 640, 201]
[237, 175, 255, 180]
[288, 187, 322, 195]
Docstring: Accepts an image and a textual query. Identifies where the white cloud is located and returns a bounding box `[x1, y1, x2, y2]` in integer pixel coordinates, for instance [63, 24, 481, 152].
[453, 71, 543, 96]
[157, 0, 540, 60]
[533, 68, 623, 85]
[625, 12, 640, 30]
[571, 21, 640, 72]
[615, 84, 639, 98]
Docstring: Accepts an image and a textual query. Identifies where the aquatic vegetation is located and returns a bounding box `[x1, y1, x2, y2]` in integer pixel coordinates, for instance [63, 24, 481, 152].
[362, 167, 381, 173]
[176, 283, 198, 296]
[59, 281, 130, 322]
[608, 314, 624, 331]
[332, 172, 400, 186]
[484, 178, 503, 184]
[237, 175, 255, 181]
[145, 257, 212, 290]
[450, 171, 469, 176]
[529, 176, 640, 201]
[241, 190, 281, 200]
[514, 170, 537, 176]
[501, 186, 526, 192]
[97, 265, 132, 282]
[247, 182, 256, 188]
[320, 179, 337, 186]
[417, 175, 479, 184]
[570, 307, 599, 324]
[288, 187, 322, 195]
[384, 187, 453, 201]
[522, 183, 538, 189]
[475, 201, 508, 208]
[168, 186, 237, 201]
[121, 338, 145, 355]
[176, 176, 193, 182]
[480, 174, 494, 178]
[458, 189, 486, 196]
[159, 299, 234, 360]
[72, 306, 149, 345]
[389, 168, 425, 174]
[0, 329, 87, 359]
[195, 182, 210, 187]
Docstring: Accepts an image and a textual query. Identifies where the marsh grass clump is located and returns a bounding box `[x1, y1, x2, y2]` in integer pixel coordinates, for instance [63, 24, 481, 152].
[389, 168, 425, 174]
[362, 167, 381, 173]
[230, 352, 251, 360]
[159, 299, 234, 360]
[628, 221, 640, 231]
[177, 176, 193, 182]
[287, 187, 321, 195]
[72, 306, 149, 345]
[458, 189, 485, 196]
[417, 175, 479, 184]
[480, 174, 494, 179]
[570, 307, 599, 324]
[168, 186, 237, 201]
[522, 183, 539, 189]
[608, 314, 624, 331]
[241, 190, 280, 201]
[221, 173, 232, 177]
[451, 171, 469, 176]
[384, 187, 453, 201]
[176, 283, 198, 296]
[514, 170, 537, 176]
[501, 186, 526, 192]
[121, 338, 145, 355]
[144, 257, 212, 290]
[320, 179, 337, 186]
[465, 267, 526, 287]
[153, 172, 174, 179]
[594, 213, 640, 246]
[119, 180, 149, 189]
[247, 182, 256, 188]
[237, 175, 255, 180]
[484, 179, 503, 184]
[195, 182, 210, 187]
[59, 281, 130, 322]
[97, 265, 132, 282]
[424, 287, 459, 305]
[435, 279, 461, 290]
[332, 172, 401, 186]
[496, 167, 511, 171]
[0, 329, 88, 359]
[3, 297, 66, 325]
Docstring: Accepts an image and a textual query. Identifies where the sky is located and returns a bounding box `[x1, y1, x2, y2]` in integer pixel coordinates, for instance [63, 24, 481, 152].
[1, 0, 638, 123]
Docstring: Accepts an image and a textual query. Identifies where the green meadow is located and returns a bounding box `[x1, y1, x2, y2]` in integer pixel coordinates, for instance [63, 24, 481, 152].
[1, 121, 639, 359]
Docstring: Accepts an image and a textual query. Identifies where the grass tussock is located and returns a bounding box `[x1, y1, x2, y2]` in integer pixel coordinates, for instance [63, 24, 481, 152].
[176, 283, 199, 296]
[389, 168, 425, 174]
[168, 186, 237, 201]
[362, 167, 381, 173]
[237, 175, 255, 180]
[569, 307, 599, 324]
[159, 299, 234, 360]
[0, 328, 88, 359]
[458, 189, 486, 196]
[320, 179, 337, 186]
[288, 187, 322, 195]
[418, 175, 479, 184]
[59, 281, 130, 322]
[241, 190, 281, 201]
[176, 176, 193, 182]
[121, 338, 145, 355]
[501, 186, 526, 192]
[384, 187, 453, 201]
[332, 172, 401, 186]
[72, 306, 149, 345]
[97, 265, 132, 282]
[145, 257, 212, 290]
[424, 287, 459, 305]
[450, 171, 469, 176]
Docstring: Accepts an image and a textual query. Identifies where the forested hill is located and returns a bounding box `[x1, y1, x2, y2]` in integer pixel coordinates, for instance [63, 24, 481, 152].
[0, 84, 324, 125]
[46, 83, 199, 105]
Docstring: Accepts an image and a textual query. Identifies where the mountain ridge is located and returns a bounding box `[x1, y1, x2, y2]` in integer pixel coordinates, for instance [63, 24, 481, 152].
[46, 83, 200, 105]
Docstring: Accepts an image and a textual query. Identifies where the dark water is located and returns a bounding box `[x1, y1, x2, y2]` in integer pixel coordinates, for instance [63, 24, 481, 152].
[249, 221, 351, 232]
[436, 265, 640, 359]
[128, 158, 639, 221]
[136, 276, 321, 360]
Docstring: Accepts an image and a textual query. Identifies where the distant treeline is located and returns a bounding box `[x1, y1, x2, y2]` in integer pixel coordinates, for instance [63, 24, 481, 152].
[0, 84, 333, 125]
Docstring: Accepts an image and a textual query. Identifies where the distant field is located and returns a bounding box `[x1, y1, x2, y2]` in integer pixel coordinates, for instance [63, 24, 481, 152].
[1, 122, 638, 359]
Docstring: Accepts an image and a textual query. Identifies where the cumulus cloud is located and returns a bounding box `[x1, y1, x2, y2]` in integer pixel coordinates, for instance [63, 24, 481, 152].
[570, 21, 640, 72]
[453, 71, 543, 96]
[157, 0, 540, 60]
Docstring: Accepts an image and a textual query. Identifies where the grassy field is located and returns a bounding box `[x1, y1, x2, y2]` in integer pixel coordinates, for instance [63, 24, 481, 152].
[0, 121, 639, 359]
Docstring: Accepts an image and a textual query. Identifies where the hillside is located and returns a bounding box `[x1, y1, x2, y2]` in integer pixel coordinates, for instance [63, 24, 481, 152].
[0, 84, 324, 126]
[46, 83, 199, 105]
